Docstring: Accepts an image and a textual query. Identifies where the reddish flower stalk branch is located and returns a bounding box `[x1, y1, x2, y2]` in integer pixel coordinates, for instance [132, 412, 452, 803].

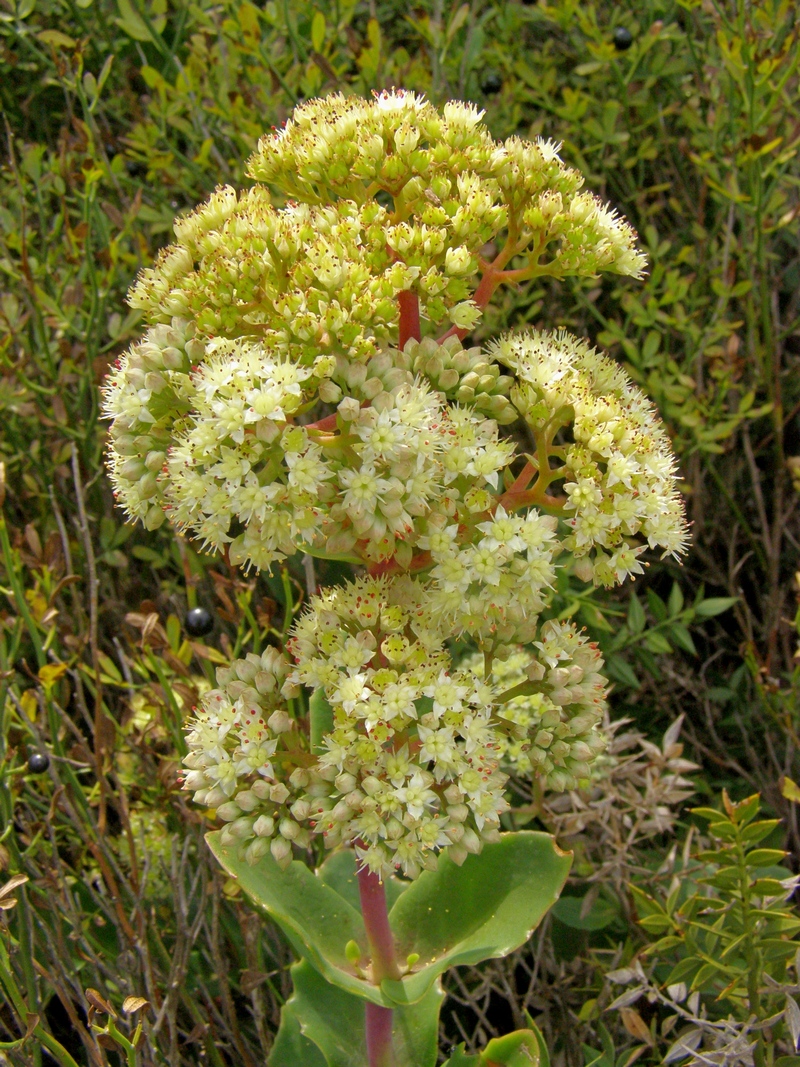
[398, 289, 421, 348]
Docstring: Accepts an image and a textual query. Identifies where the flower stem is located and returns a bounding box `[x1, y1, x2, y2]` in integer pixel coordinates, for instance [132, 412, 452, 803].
[398, 290, 421, 348]
[357, 864, 401, 983]
[357, 861, 400, 1067]
[365, 1002, 394, 1067]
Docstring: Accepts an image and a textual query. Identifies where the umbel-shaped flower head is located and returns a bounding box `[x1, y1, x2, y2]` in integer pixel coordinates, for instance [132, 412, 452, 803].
[105, 90, 688, 879]
[183, 576, 607, 878]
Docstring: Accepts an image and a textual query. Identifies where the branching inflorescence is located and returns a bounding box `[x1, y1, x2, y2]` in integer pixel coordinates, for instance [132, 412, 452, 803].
[104, 90, 687, 881]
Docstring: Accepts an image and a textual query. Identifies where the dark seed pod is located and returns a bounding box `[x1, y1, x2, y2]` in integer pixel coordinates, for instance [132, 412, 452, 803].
[27, 752, 50, 774]
[185, 607, 214, 637]
[613, 26, 633, 50]
[481, 72, 502, 95]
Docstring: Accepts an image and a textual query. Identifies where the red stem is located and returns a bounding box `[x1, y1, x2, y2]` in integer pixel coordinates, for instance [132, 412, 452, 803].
[357, 863, 401, 982]
[398, 290, 421, 348]
[365, 1003, 394, 1067]
[438, 267, 505, 343]
[357, 861, 400, 1067]
[305, 411, 339, 432]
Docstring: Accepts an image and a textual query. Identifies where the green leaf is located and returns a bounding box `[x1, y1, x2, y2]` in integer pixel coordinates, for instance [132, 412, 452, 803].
[627, 593, 645, 634]
[311, 10, 325, 51]
[552, 894, 619, 931]
[271, 958, 442, 1067]
[206, 831, 385, 1005]
[665, 958, 702, 985]
[605, 655, 640, 689]
[695, 597, 738, 617]
[115, 0, 152, 40]
[669, 623, 697, 655]
[442, 1047, 480, 1067]
[208, 832, 569, 1009]
[643, 630, 673, 654]
[745, 848, 787, 867]
[629, 885, 665, 918]
[481, 1030, 542, 1066]
[646, 590, 668, 622]
[751, 879, 788, 895]
[383, 832, 571, 1006]
[701, 868, 740, 891]
[741, 819, 781, 844]
[638, 914, 672, 934]
[691, 962, 724, 989]
[270, 1000, 327, 1067]
[310, 688, 334, 753]
[524, 1015, 550, 1067]
[691, 807, 730, 825]
[667, 583, 684, 616]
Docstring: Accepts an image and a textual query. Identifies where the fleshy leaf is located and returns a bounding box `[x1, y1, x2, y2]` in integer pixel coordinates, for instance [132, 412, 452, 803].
[442, 1028, 547, 1066]
[206, 831, 386, 1004]
[442, 1046, 480, 1066]
[524, 1013, 551, 1067]
[270, 999, 327, 1067]
[270, 958, 442, 1067]
[383, 832, 571, 1005]
[207, 831, 569, 1009]
[481, 1030, 541, 1066]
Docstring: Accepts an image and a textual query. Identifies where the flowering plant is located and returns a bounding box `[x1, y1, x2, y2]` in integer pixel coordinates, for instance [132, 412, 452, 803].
[104, 91, 687, 1067]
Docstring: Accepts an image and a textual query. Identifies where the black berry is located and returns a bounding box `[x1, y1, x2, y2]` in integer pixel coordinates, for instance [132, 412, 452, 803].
[481, 72, 502, 95]
[185, 607, 214, 637]
[613, 26, 633, 50]
[27, 752, 50, 774]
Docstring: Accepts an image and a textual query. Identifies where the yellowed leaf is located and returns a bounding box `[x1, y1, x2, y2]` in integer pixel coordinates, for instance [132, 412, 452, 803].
[122, 996, 149, 1014]
[20, 690, 38, 721]
[38, 663, 68, 689]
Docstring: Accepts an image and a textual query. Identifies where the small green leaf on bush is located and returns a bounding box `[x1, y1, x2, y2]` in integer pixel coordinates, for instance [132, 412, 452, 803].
[745, 848, 787, 867]
[627, 594, 645, 634]
[695, 597, 738, 617]
[311, 10, 325, 51]
[668, 583, 684, 615]
[552, 894, 619, 931]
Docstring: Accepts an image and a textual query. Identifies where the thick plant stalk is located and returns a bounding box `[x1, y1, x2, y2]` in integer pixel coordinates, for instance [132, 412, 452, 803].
[358, 863, 401, 1067]
[397, 289, 421, 349]
[365, 1003, 394, 1067]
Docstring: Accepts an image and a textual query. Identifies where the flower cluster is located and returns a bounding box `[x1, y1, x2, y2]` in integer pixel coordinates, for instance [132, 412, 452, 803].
[494, 329, 688, 584]
[108, 335, 515, 571]
[463, 622, 608, 791]
[182, 647, 312, 868]
[288, 577, 509, 877]
[104, 90, 690, 881]
[420, 506, 561, 644]
[249, 92, 646, 282]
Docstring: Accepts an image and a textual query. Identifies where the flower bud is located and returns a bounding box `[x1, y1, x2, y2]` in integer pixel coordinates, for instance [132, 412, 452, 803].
[271, 836, 292, 868]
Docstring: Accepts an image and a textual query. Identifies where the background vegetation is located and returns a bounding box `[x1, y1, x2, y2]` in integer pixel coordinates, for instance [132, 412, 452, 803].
[1, 0, 799, 1064]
